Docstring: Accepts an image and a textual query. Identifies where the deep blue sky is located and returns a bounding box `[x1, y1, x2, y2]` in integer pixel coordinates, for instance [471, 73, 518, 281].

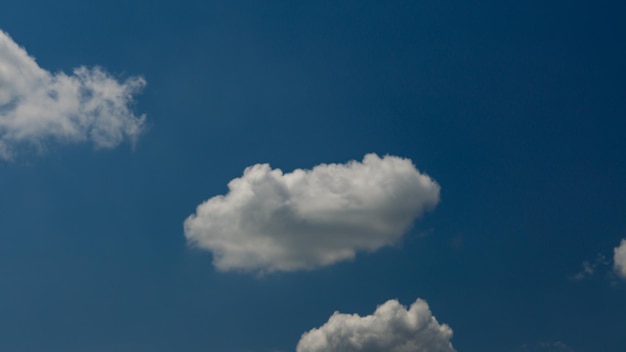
[1, 1, 626, 351]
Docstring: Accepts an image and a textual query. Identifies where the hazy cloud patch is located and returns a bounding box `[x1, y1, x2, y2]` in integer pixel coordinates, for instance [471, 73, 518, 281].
[571, 254, 608, 281]
[296, 298, 455, 352]
[514, 341, 575, 352]
[184, 154, 440, 273]
[0, 29, 145, 159]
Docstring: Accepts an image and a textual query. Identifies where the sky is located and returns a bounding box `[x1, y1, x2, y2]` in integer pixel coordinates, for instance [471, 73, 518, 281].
[1, 1, 626, 351]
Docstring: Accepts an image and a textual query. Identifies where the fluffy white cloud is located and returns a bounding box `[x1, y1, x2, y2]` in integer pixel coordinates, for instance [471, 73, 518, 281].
[613, 239, 626, 279]
[296, 298, 455, 352]
[184, 154, 440, 273]
[0, 30, 145, 159]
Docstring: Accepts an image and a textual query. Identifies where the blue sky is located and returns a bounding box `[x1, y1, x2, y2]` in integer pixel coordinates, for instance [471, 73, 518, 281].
[1, 1, 626, 351]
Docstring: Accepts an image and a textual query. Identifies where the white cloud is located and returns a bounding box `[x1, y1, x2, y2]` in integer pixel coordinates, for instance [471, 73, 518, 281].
[296, 298, 455, 352]
[613, 239, 626, 279]
[184, 153, 440, 273]
[0, 30, 145, 159]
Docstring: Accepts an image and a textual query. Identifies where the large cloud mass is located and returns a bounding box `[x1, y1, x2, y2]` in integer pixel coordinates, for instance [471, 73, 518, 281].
[0, 30, 145, 159]
[613, 239, 626, 279]
[296, 298, 455, 352]
[184, 154, 440, 273]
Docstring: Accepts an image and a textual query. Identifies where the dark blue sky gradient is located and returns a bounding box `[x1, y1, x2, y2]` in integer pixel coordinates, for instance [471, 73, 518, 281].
[1, 1, 625, 351]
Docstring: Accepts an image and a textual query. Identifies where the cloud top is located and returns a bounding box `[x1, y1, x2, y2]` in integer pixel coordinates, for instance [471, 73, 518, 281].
[0, 30, 145, 159]
[296, 298, 455, 352]
[613, 239, 626, 279]
[184, 154, 440, 273]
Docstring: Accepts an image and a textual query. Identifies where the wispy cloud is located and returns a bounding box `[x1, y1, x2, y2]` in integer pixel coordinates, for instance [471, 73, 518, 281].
[571, 254, 608, 281]
[296, 298, 455, 352]
[184, 154, 440, 273]
[0, 30, 145, 160]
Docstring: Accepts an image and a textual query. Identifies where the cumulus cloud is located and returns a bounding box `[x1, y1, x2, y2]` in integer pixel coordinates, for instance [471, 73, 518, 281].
[0, 29, 145, 159]
[184, 154, 440, 273]
[296, 298, 455, 352]
[613, 239, 626, 279]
